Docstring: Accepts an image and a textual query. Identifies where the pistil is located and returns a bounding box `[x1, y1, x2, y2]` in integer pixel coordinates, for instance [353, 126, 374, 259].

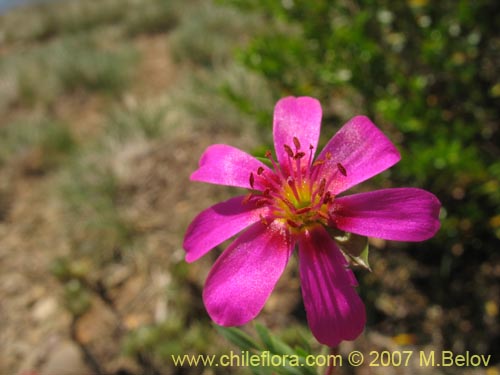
[243, 136, 348, 234]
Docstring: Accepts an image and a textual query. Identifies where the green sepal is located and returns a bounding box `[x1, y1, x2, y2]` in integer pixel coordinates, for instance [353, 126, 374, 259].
[255, 156, 273, 168]
[332, 231, 372, 271]
[346, 242, 371, 271]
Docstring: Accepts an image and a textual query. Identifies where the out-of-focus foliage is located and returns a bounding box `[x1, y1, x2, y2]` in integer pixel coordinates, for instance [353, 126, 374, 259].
[0, 33, 137, 110]
[169, 1, 261, 67]
[0, 116, 75, 169]
[0, 0, 179, 42]
[223, 0, 499, 358]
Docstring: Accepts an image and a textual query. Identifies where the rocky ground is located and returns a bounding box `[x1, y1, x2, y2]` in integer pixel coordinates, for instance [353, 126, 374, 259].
[0, 30, 199, 374]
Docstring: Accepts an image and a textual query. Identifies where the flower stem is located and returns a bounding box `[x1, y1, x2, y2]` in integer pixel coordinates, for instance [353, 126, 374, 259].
[324, 346, 338, 375]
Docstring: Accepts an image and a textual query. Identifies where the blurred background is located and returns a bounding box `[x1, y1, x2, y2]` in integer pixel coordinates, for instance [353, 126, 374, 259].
[0, 0, 498, 374]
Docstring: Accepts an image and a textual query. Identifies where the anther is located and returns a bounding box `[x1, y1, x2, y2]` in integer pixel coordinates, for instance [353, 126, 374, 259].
[326, 152, 332, 160]
[337, 162, 347, 176]
[309, 144, 314, 150]
[257, 166, 264, 175]
[296, 207, 312, 214]
[318, 211, 330, 221]
[294, 152, 306, 160]
[284, 144, 294, 158]
[256, 198, 268, 207]
[242, 193, 253, 205]
[312, 159, 325, 167]
[318, 178, 326, 197]
[265, 150, 272, 158]
[323, 191, 332, 204]
[293, 137, 301, 150]
[249, 173, 255, 189]
[259, 214, 268, 226]
[287, 177, 301, 201]
[287, 219, 301, 228]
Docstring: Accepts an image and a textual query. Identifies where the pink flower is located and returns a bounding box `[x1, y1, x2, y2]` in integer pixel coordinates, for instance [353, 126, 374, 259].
[184, 97, 441, 346]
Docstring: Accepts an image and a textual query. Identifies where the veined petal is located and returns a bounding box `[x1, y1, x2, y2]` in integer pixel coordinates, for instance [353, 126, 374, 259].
[203, 221, 294, 326]
[298, 226, 366, 347]
[332, 188, 441, 241]
[184, 196, 270, 263]
[315, 116, 401, 194]
[191, 144, 271, 189]
[273, 97, 322, 171]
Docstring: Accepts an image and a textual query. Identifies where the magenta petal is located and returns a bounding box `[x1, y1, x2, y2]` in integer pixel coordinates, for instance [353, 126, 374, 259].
[203, 222, 294, 326]
[191, 144, 270, 189]
[183, 196, 270, 263]
[298, 227, 366, 347]
[273, 97, 322, 170]
[333, 188, 441, 241]
[315, 116, 401, 194]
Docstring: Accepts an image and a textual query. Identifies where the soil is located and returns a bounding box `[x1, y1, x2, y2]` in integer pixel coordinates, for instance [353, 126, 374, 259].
[0, 33, 186, 375]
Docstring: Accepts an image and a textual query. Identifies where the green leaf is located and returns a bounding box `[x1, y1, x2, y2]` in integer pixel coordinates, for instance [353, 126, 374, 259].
[254, 323, 318, 375]
[255, 322, 275, 351]
[270, 337, 295, 356]
[215, 325, 262, 351]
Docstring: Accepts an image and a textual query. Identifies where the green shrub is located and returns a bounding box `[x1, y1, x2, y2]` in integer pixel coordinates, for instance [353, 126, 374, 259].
[225, 0, 499, 356]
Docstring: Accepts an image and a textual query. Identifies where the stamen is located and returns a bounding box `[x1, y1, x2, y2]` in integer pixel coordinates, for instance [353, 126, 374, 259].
[293, 136, 301, 150]
[283, 144, 296, 181]
[304, 144, 315, 195]
[318, 211, 330, 221]
[317, 178, 326, 197]
[259, 214, 268, 226]
[270, 192, 298, 212]
[310, 156, 328, 182]
[312, 159, 325, 168]
[295, 153, 304, 182]
[294, 152, 306, 160]
[287, 177, 301, 201]
[337, 162, 347, 176]
[323, 191, 333, 204]
[266, 185, 296, 208]
[284, 144, 294, 158]
[256, 198, 269, 207]
[295, 206, 312, 214]
[287, 219, 301, 228]
[265, 149, 286, 181]
[307, 144, 314, 168]
[256, 171, 281, 192]
[242, 193, 253, 205]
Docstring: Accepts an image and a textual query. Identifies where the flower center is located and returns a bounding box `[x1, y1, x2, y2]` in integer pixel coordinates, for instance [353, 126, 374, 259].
[244, 137, 346, 234]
